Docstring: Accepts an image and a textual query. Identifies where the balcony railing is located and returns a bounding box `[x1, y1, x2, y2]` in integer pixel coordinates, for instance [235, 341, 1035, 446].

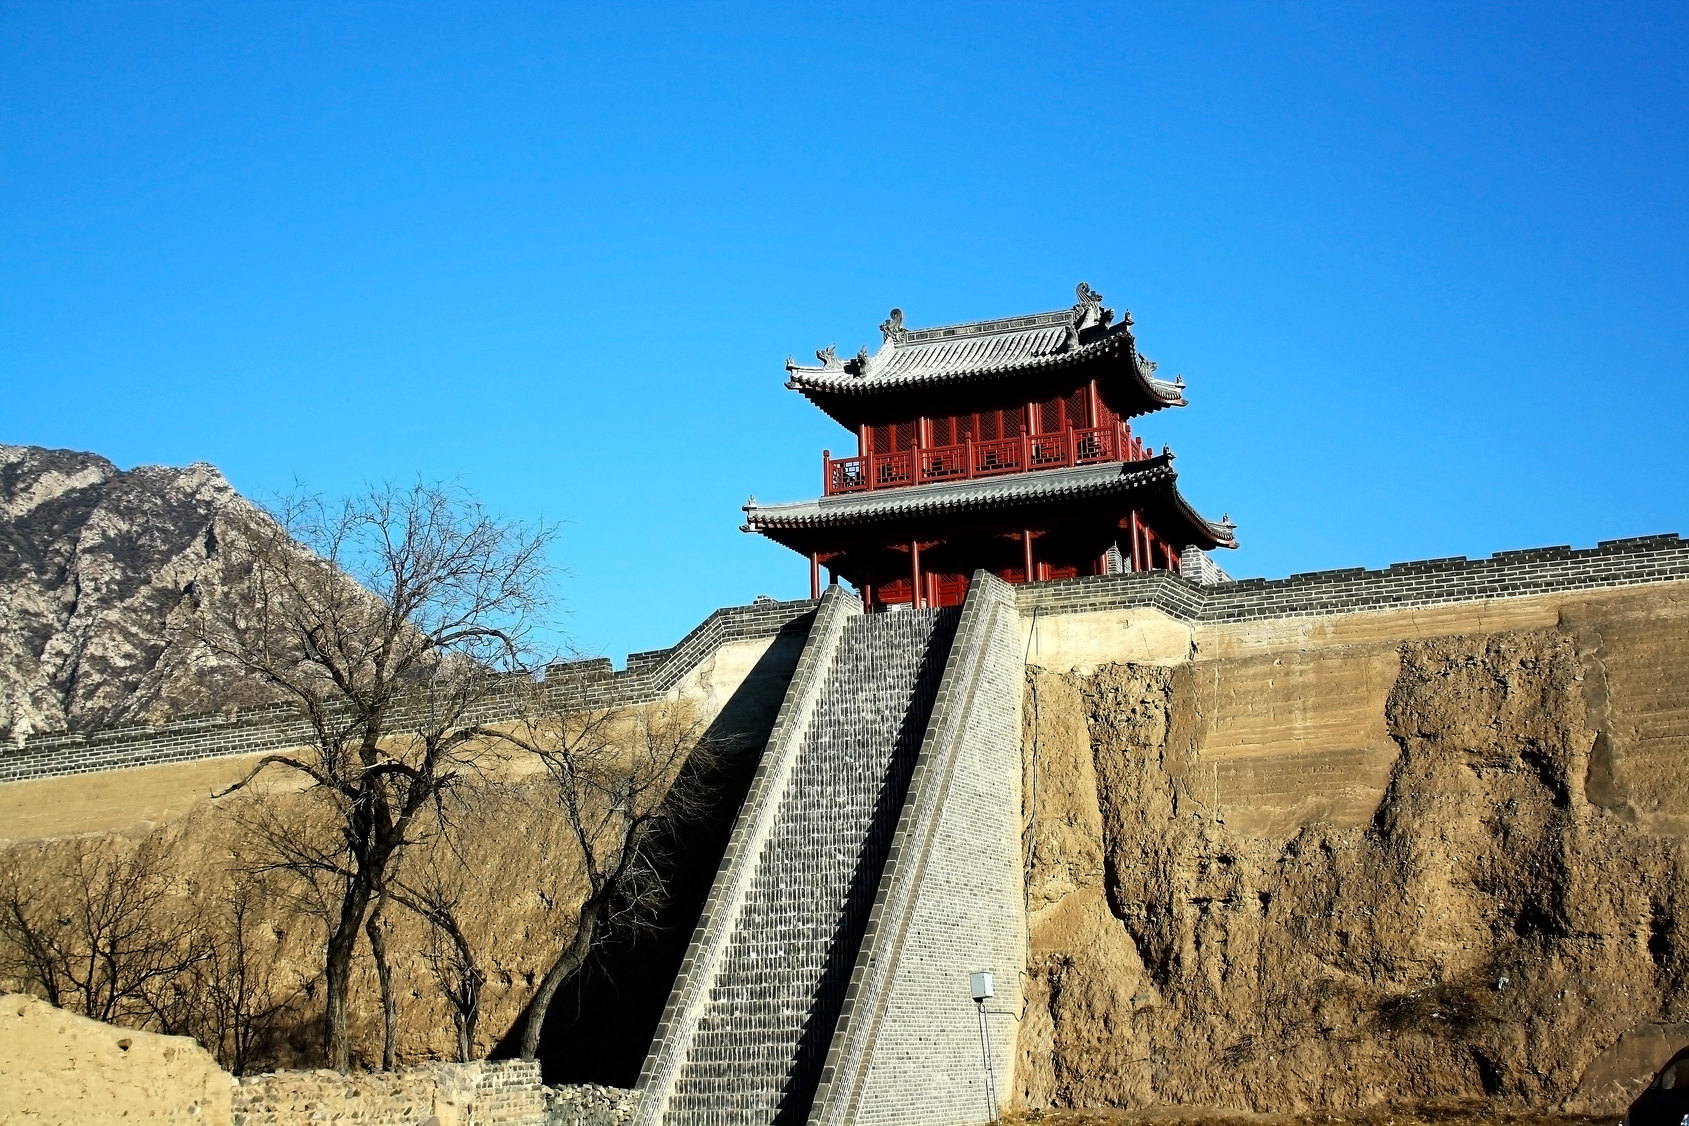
[823, 423, 1150, 497]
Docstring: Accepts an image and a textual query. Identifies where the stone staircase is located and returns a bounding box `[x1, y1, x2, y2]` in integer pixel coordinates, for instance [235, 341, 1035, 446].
[655, 606, 959, 1126]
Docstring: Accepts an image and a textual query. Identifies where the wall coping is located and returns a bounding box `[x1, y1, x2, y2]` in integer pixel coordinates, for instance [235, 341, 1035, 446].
[1016, 532, 1689, 624]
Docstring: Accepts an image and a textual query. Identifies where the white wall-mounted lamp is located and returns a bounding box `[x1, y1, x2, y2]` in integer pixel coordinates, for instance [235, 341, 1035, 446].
[969, 971, 999, 1123]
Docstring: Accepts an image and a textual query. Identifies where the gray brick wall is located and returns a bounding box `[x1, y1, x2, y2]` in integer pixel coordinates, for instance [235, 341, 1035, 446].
[809, 573, 1025, 1126]
[1018, 533, 1689, 623]
[0, 597, 818, 785]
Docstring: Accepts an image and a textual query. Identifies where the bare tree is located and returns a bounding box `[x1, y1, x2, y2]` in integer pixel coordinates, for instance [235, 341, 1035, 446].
[506, 699, 722, 1059]
[0, 836, 205, 1028]
[188, 481, 557, 1070]
[191, 872, 307, 1074]
[390, 864, 486, 1063]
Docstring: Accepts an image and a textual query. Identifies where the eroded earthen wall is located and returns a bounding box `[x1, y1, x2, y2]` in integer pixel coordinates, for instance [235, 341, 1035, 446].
[1018, 581, 1689, 1114]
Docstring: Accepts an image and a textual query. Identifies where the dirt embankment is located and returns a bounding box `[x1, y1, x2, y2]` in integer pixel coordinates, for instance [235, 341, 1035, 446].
[1019, 626, 1689, 1115]
[0, 992, 232, 1123]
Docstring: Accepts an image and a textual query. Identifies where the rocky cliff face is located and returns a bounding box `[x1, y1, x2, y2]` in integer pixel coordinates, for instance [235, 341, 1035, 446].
[0, 444, 282, 742]
[1019, 624, 1689, 1114]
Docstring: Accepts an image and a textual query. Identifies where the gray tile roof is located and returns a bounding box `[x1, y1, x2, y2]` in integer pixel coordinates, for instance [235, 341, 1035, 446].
[783, 283, 1185, 404]
[742, 457, 1236, 547]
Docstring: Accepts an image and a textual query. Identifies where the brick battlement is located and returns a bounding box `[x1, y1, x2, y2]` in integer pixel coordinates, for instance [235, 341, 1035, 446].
[0, 596, 818, 786]
[1017, 533, 1689, 623]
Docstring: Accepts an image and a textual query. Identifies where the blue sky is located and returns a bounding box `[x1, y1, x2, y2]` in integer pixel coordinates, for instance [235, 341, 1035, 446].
[4, 2, 1685, 662]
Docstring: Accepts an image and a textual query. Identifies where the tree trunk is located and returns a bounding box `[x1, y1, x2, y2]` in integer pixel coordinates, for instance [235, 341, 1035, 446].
[456, 992, 475, 1064]
[519, 903, 599, 1059]
[324, 880, 373, 1071]
[367, 899, 398, 1071]
[454, 964, 481, 1062]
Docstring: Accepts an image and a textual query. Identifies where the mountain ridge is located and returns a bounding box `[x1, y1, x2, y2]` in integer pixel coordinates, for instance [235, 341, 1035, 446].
[0, 443, 284, 742]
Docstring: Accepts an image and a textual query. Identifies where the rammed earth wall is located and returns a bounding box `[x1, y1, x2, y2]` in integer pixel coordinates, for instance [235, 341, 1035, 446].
[0, 597, 818, 785]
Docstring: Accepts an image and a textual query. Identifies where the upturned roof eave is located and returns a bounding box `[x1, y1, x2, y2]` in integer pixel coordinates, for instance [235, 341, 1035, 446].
[784, 343, 1186, 434]
[785, 331, 1180, 395]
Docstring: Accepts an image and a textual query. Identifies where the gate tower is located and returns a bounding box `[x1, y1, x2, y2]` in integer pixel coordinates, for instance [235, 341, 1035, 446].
[743, 284, 1237, 609]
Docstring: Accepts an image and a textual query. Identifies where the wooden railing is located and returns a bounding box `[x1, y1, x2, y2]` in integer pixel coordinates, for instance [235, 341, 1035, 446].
[823, 423, 1149, 497]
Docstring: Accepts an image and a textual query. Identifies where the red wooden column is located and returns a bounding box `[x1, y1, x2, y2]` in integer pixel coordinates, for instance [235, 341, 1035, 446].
[1087, 378, 1100, 428]
[1022, 529, 1035, 584]
[809, 552, 821, 600]
[1128, 512, 1143, 571]
[911, 541, 924, 609]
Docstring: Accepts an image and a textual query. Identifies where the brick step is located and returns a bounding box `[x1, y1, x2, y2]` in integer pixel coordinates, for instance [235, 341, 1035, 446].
[661, 608, 959, 1126]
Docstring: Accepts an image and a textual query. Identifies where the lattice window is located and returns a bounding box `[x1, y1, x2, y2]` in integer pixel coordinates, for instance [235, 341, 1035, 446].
[931, 416, 954, 447]
[1002, 408, 1024, 439]
[978, 410, 998, 441]
[893, 421, 917, 451]
[1065, 388, 1089, 429]
[872, 425, 892, 455]
[1037, 398, 1060, 434]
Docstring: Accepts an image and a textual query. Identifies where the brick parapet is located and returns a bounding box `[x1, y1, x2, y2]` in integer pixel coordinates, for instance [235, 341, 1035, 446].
[0, 597, 819, 786]
[1016, 533, 1689, 623]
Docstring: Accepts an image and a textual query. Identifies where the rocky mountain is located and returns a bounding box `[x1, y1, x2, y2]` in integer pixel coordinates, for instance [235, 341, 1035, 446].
[0, 444, 285, 742]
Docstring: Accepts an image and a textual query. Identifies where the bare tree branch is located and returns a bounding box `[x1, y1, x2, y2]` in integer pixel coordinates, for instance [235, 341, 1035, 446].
[182, 480, 559, 1070]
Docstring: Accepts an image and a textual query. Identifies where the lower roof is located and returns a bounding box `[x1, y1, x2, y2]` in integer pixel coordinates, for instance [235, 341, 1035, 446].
[742, 457, 1236, 554]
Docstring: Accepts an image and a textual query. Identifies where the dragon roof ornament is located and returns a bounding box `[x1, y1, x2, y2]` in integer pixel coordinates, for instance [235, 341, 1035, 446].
[879, 308, 908, 344]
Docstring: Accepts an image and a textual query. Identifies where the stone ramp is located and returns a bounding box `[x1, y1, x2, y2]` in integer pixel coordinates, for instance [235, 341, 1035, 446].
[634, 591, 958, 1126]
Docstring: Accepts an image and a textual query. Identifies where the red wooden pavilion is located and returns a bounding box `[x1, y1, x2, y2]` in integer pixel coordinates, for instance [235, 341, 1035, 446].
[743, 284, 1237, 610]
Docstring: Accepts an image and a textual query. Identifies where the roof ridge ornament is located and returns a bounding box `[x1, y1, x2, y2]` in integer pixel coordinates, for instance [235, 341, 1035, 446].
[816, 344, 844, 372]
[1064, 282, 1115, 350]
[879, 308, 908, 344]
[850, 345, 871, 376]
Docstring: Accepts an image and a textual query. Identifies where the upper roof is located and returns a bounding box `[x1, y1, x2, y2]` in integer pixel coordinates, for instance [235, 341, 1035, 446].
[783, 283, 1187, 429]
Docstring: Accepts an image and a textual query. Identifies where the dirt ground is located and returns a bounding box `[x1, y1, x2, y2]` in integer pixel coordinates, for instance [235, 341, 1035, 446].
[1005, 1104, 1621, 1126]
